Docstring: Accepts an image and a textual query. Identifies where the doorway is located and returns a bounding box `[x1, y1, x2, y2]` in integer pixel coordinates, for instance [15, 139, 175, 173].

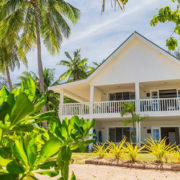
[161, 127, 179, 144]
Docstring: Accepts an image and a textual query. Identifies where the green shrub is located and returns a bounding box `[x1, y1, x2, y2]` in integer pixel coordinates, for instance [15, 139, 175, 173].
[93, 142, 108, 158]
[144, 138, 176, 163]
[108, 138, 126, 160]
[123, 143, 144, 162]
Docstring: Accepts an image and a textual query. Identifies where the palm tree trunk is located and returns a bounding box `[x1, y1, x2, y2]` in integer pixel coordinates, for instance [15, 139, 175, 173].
[5, 62, 13, 92]
[35, 7, 48, 129]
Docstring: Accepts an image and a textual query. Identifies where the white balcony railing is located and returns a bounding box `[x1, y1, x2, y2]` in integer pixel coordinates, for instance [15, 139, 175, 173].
[60, 98, 180, 116]
[93, 100, 135, 114]
[139, 98, 180, 112]
[60, 102, 90, 116]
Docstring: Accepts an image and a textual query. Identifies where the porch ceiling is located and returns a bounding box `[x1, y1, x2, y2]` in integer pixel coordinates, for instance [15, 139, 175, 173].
[140, 79, 180, 89]
[96, 83, 135, 93]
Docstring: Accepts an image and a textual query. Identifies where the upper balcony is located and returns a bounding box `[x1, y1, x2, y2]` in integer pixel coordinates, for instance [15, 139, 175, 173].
[60, 98, 180, 119]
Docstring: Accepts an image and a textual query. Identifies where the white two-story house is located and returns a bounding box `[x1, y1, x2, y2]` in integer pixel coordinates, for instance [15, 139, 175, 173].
[50, 31, 180, 145]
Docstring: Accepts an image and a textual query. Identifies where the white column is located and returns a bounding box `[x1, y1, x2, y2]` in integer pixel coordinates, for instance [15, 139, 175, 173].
[90, 85, 94, 116]
[135, 82, 140, 146]
[59, 89, 64, 119]
[89, 85, 94, 152]
[135, 82, 140, 112]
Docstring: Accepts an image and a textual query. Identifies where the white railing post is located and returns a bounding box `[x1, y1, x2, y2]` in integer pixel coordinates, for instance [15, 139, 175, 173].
[89, 85, 94, 152]
[59, 89, 64, 120]
[135, 82, 140, 146]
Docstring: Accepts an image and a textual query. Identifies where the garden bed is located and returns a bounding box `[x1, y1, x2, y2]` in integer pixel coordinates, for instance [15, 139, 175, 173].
[85, 159, 180, 171]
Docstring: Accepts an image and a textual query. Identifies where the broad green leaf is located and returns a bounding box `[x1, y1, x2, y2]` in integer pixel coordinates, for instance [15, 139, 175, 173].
[11, 93, 34, 126]
[70, 172, 76, 180]
[12, 124, 34, 132]
[37, 138, 61, 164]
[0, 86, 9, 105]
[6, 160, 25, 175]
[38, 161, 56, 169]
[0, 173, 19, 180]
[26, 139, 38, 167]
[11, 139, 28, 167]
[0, 102, 9, 122]
[24, 77, 36, 101]
[36, 170, 59, 177]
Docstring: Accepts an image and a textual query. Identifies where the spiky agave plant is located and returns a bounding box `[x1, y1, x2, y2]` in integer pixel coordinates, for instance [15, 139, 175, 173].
[93, 142, 108, 159]
[123, 143, 144, 162]
[108, 137, 126, 160]
[144, 138, 177, 163]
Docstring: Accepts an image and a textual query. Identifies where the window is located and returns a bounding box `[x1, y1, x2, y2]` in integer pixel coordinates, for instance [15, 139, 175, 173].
[109, 127, 131, 142]
[109, 92, 135, 101]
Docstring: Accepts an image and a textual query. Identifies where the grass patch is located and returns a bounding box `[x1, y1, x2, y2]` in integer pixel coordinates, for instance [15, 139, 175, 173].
[72, 152, 177, 164]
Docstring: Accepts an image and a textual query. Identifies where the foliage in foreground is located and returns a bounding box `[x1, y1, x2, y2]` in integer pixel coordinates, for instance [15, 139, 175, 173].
[0, 78, 95, 180]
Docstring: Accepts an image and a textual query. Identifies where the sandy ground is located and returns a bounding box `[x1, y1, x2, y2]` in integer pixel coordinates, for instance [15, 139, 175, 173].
[36, 164, 180, 180]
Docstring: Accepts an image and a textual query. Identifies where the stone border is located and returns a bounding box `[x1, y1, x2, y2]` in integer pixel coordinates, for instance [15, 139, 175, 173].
[85, 159, 180, 171]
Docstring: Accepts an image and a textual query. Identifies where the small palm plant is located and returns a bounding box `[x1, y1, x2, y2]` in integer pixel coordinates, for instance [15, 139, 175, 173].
[144, 138, 176, 163]
[123, 143, 144, 162]
[93, 142, 108, 159]
[108, 138, 126, 160]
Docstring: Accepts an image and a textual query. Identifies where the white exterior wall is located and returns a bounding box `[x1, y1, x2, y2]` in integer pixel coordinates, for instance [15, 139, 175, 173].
[95, 117, 180, 143]
[90, 37, 180, 86]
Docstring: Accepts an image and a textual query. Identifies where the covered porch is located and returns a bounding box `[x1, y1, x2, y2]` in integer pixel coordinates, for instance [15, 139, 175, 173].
[49, 79, 180, 119]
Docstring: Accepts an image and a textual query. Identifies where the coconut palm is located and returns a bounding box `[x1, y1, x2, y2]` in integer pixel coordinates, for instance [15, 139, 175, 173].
[102, 0, 128, 12]
[0, 41, 27, 91]
[58, 49, 89, 81]
[15, 69, 75, 115]
[121, 102, 148, 144]
[0, 74, 8, 89]
[0, 0, 79, 94]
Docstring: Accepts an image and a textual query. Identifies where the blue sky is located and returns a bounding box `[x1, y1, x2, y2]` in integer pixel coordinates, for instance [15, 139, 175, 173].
[10, 0, 176, 84]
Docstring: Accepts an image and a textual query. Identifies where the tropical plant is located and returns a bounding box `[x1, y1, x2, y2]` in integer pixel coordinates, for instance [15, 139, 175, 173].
[0, 77, 54, 143]
[174, 146, 180, 163]
[15, 69, 76, 115]
[150, 0, 180, 52]
[93, 142, 108, 158]
[88, 59, 106, 75]
[0, 133, 61, 179]
[0, 75, 8, 89]
[121, 102, 148, 144]
[0, 78, 95, 179]
[48, 116, 95, 180]
[102, 0, 128, 12]
[58, 49, 90, 81]
[144, 138, 176, 163]
[0, 0, 79, 95]
[108, 137, 126, 160]
[0, 41, 27, 92]
[122, 143, 144, 162]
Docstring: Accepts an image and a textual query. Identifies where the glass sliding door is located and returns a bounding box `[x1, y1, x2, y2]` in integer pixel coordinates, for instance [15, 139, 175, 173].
[152, 128, 160, 141]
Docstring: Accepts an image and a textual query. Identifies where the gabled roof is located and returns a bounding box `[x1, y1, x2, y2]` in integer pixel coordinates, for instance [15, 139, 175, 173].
[50, 31, 180, 90]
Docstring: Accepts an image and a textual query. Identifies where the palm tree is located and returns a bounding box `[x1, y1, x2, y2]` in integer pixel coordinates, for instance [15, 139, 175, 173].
[0, 42, 27, 91]
[102, 0, 128, 12]
[0, 74, 8, 89]
[89, 59, 106, 75]
[121, 102, 148, 145]
[0, 0, 79, 94]
[15, 69, 76, 115]
[58, 49, 89, 81]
